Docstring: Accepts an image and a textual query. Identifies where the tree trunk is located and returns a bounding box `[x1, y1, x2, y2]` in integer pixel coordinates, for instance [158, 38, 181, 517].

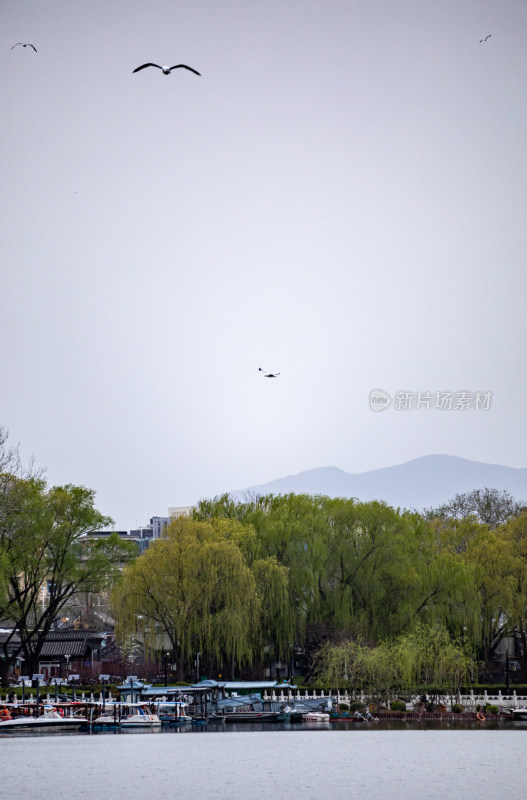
[0, 658, 13, 688]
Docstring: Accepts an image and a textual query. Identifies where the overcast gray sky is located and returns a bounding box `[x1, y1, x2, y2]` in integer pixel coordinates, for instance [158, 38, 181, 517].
[2, 0, 526, 530]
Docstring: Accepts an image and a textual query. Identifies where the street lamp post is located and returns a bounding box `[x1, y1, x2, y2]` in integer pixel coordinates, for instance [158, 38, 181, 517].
[68, 673, 80, 702]
[64, 654, 71, 699]
[195, 652, 201, 684]
[163, 652, 171, 687]
[19, 677, 29, 705]
[18, 655, 26, 704]
[33, 674, 45, 715]
[126, 675, 138, 706]
[99, 674, 110, 712]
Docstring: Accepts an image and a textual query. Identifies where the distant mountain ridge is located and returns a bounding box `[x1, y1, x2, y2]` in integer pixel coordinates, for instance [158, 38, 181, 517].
[232, 455, 527, 512]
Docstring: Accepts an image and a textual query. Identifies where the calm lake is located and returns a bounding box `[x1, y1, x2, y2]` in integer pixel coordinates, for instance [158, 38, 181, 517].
[1, 722, 526, 800]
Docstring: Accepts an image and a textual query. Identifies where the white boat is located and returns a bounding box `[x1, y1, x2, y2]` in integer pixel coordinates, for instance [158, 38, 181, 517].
[0, 706, 88, 731]
[92, 711, 119, 726]
[154, 702, 192, 724]
[93, 702, 161, 727]
[302, 711, 330, 722]
[509, 707, 527, 721]
[120, 703, 161, 727]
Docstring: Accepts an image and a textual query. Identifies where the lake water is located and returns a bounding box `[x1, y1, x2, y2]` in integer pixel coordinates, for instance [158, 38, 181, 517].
[1, 723, 525, 800]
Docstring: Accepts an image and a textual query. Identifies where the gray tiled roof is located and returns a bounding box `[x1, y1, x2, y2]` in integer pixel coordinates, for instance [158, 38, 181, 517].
[40, 639, 88, 657]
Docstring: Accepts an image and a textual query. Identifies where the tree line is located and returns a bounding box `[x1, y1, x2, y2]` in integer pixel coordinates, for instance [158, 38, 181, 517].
[0, 428, 134, 684]
[2, 425, 526, 690]
[112, 488, 527, 686]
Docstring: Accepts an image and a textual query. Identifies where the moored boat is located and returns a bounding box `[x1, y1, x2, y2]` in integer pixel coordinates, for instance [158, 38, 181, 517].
[120, 703, 161, 727]
[0, 704, 89, 731]
[508, 707, 527, 721]
[208, 710, 281, 722]
[93, 702, 161, 727]
[302, 711, 330, 722]
[154, 701, 192, 724]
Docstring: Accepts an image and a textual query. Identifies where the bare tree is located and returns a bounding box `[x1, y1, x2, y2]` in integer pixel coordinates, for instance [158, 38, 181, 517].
[424, 488, 525, 529]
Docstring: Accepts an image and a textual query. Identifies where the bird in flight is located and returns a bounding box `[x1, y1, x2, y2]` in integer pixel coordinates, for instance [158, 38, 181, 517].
[133, 63, 201, 76]
[11, 42, 37, 51]
[259, 368, 280, 378]
[479, 35, 491, 43]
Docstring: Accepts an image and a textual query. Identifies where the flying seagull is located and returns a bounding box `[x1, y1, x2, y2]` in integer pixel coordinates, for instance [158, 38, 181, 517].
[479, 35, 491, 42]
[11, 42, 37, 51]
[133, 63, 201, 76]
[259, 368, 280, 378]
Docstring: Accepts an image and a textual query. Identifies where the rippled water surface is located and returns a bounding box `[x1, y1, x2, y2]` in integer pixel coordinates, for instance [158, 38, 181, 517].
[1, 725, 525, 800]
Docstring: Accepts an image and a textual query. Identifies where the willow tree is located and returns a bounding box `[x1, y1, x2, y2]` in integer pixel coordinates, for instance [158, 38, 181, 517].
[195, 492, 331, 655]
[460, 519, 527, 667]
[194, 492, 487, 667]
[111, 517, 262, 679]
[389, 623, 473, 695]
[251, 555, 294, 665]
[499, 512, 527, 672]
[313, 623, 473, 700]
[320, 499, 418, 637]
[319, 500, 472, 640]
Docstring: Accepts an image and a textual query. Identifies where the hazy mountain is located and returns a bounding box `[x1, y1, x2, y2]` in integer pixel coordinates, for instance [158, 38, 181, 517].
[232, 455, 527, 512]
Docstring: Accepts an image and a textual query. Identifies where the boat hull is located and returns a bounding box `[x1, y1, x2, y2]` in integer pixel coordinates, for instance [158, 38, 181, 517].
[121, 714, 161, 727]
[0, 717, 88, 731]
[209, 712, 281, 722]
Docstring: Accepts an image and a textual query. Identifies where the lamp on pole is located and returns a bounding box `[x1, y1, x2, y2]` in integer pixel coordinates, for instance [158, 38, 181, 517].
[126, 675, 138, 704]
[64, 654, 71, 699]
[33, 674, 45, 715]
[68, 673, 80, 702]
[195, 652, 201, 684]
[20, 677, 29, 706]
[99, 674, 110, 712]
[17, 655, 26, 704]
[163, 652, 170, 687]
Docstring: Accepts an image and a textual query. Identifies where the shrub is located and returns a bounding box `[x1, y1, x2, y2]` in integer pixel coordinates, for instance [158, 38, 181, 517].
[452, 703, 464, 714]
[391, 700, 407, 712]
[339, 703, 349, 712]
[486, 704, 499, 716]
[349, 701, 365, 712]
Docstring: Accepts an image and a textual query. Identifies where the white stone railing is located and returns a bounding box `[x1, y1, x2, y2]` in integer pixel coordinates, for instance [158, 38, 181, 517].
[3, 687, 526, 711]
[5, 690, 115, 705]
[262, 688, 527, 710]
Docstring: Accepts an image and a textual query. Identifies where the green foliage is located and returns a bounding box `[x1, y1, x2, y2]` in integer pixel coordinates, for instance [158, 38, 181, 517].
[349, 701, 365, 712]
[390, 700, 407, 712]
[486, 704, 499, 715]
[5, 424, 526, 688]
[312, 623, 473, 695]
[194, 492, 527, 680]
[112, 517, 266, 676]
[107, 488, 527, 683]
[452, 703, 464, 713]
[0, 430, 128, 680]
[196, 493, 492, 656]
